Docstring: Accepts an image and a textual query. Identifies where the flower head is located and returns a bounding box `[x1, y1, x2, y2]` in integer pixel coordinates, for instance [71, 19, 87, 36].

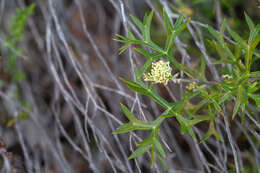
[186, 81, 197, 91]
[222, 74, 232, 80]
[143, 60, 172, 84]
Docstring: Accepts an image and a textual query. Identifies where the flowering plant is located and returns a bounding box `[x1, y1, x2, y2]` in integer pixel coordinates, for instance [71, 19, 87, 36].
[114, 10, 260, 171]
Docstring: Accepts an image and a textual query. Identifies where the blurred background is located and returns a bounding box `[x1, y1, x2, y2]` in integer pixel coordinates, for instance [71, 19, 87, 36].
[0, 0, 259, 173]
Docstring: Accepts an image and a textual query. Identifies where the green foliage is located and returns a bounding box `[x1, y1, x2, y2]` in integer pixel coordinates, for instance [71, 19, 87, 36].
[1, 4, 35, 127]
[114, 10, 259, 171]
[3, 3, 35, 82]
[207, 15, 260, 118]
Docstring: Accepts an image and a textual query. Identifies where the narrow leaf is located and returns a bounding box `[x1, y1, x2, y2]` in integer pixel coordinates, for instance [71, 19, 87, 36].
[220, 20, 227, 38]
[138, 137, 153, 146]
[165, 18, 190, 52]
[248, 93, 260, 107]
[154, 139, 166, 158]
[208, 25, 221, 42]
[187, 127, 197, 141]
[218, 91, 232, 104]
[228, 27, 244, 45]
[232, 100, 241, 119]
[113, 123, 135, 134]
[155, 151, 170, 172]
[128, 31, 136, 40]
[163, 9, 173, 36]
[130, 14, 144, 31]
[200, 131, 212, 143]
[245, 13, 255, 31]
[134, 47, 163, 60]
[249, 24, 260, 45]
[143, 11, 153, 41]
[128, 144, 152, 159]
[120, 103, 137, 122]
[137, 59, 153, 79]
[173, 13, 185, 30]
[150, 147, 155, 168]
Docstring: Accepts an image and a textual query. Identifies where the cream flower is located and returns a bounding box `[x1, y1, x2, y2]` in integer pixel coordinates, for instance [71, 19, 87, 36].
[186, 81, 196, 91]
[143, 60, 172, 84]
[222, 74, 232, 80]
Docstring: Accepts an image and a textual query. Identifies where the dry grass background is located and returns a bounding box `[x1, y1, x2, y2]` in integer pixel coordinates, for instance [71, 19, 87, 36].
[0, 0, 260, 173]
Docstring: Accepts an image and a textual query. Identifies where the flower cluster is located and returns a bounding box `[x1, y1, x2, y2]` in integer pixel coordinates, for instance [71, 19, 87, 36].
[222, 74, 232, 80]
[186, 81, 197, 90]
[143, 60, 172, 84]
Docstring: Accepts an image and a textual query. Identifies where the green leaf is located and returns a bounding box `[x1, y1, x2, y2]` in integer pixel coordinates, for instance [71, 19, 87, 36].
[187, 115, 215, 126]
[222, 43, 236, 62]
[220, 20, 227, 38]
[218, 91, 232, 104]
[114, 34, 128, 42]
[192, 99, 208, 114]
[18, 111, 29, 121]
[234, 40, 243, 60]
[7, 118, 16, 127]
[173, 13, 185, 30]
[150, 147, 155, 168]
[163, 9, 173, 36]
[198, 88, 222, 113]
[228, 27, 244, 45]
[165, 53, 193, 77]
[113, 123, 135, 134]
[120, 77, 171, 108]
[187, 127, 197, 141]
[120, 78, 142, 88]
[13, 71, 26, 82]
[193, 0, 207, 3]
[161, 97, 190, 118]
[154, 139, 166, 158]
[176, 115, 188, 134]
[208, 25, 221, 43]
[240, 104, 245, 124]
[248, 93, 260, 107]
[143, 11, 153, 29]
[245, 13, 255, 31]
[137, 137, 153, 146]
[249, 71, 260, 77]
[199, 56, 206, 80]
[120, 103, 137, 122]
[155, 151, 170, 172]
[134, 47, 163, 60]
[208, 26, 236, 62]
[130, 14, 144, 32]
[137, 59, 153, 79]
[128, 31, 136, 40]
[210, 40, 225, 64]
[200, 131, 212, 143]
[232, 99, 241, 119]
[165, 17, 190, 53]
[127, 84, 150, 96]
[118, 43, 131, 54]
[128, 143, 152, 159]
[143, 11, 153, 41]
[200, 121, 222, 143]
[248, 24, 260, 45]
[145, 41, 164, 52]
